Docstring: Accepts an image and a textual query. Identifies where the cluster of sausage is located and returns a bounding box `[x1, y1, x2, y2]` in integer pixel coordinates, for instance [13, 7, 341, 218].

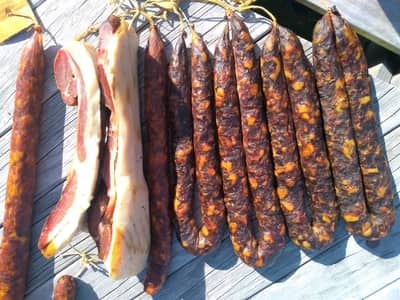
[142, 8, 396, 294]
[0, 7, 396, 299]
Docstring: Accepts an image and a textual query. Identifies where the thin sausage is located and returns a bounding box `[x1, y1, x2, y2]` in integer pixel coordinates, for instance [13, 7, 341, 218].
[279, 26, 337, 249]
[143, 25, 172, 295]
[229, 13, 286, 262]
[215, 22, 285, 267]
[0, 26, 45, 300]
[331, 8, 395, 239]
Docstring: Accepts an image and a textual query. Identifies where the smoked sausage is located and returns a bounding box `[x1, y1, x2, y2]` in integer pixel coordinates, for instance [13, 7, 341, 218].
[278, 25, 337, 249]
[216, 22, 285, 267]
[0, 26, 45, 300]
[229, 13, 286, 261]
[143, 25, 172, 295]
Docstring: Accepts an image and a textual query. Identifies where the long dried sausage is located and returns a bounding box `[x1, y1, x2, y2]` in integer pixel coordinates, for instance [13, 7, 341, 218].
[279, 26, 337, 249]
[0, 26, 45, 300]
[170, 33, 225, 255]
[53, 275, 76, 300]
[143, 26, 172, 295]
[313, 11, 369, 237]
[261, 24, 314, 250]
[229, 13, 286, 262]
[322, 8, 394, 239]
[215, 22, 285, 267]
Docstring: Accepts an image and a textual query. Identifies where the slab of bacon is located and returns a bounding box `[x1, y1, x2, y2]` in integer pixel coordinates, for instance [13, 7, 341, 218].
[88, 16, 150, 279]
[38, 41, 102, 258]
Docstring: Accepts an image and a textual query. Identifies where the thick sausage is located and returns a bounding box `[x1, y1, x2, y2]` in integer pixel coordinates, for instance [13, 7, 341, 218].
[215, 22, 285, 267]
[229, 12, 286, 260]
[170, 33, 225, 255]
[313, 11, 369, 236]
[278, 25, 337, 249]
[53, 275, 76, 300]
[0, 26, 45, 300]
[143, 26, 172, 295]
[330, 8, 395, 239]
[261, 24, 314, 250]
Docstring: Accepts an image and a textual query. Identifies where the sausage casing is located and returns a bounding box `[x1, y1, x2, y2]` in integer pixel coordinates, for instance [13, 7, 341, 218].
[229, 13, 286, 264]
[331, 8, 395, 239]
[170, 33, 225, 255]
[313, 11, 368, 235]
[215, 22, 285, 267]
[143, 26, 172, 295]
[279, 26, 337, 249]
[0, 26, 45, 300]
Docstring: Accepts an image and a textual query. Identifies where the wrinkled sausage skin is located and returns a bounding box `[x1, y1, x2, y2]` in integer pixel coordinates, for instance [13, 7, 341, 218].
[229, 13, 286, 264]
[143, 26, 172, 295]
[279, 25, 337, 249]
[330, 8, 395, 239]
[170, 33, 225, 256]
[216, 22, 285, 267]
[313, 12, 368, 235]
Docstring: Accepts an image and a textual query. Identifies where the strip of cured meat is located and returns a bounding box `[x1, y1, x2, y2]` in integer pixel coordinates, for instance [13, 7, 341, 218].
[53, 275, 76, 300]
[0, 26, 45, 300]
[274, 27, 337, 250]
[171, 31, 225, 256]
[38, 41, 102, 258]
[215, 22, 285, 267]
[88, 16, 150, 279]
[143, 25, 172, 295]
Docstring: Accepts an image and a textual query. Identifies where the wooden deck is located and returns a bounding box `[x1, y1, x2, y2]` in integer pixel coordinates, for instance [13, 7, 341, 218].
[295, 0, 400, 55]
[0, 1, 400, 299]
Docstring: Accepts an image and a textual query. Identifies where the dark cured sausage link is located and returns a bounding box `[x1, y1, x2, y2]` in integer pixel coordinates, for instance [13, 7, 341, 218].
[53, 275, 76, 300]
[279, 26, 338, 249]
[229, 13, 286, 262]
[312, 12, 369, 237]
[170, 34, 224, 255]
[215, 23, 285, 267]
[169, 34, 197, 253]
[0, 26, 45, 300]
[143, 26, 172, 295]
[330, 8, 395, 239]
[191, 31, 225, 254]
[261, 24, 314, 250]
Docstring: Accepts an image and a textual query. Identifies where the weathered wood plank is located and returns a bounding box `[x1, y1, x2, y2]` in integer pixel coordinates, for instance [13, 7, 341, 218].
[366, 279, 400, 300]
[392, 73, 400, 89]
[295, 0, 400, 55]
[369, 63, 393, 83]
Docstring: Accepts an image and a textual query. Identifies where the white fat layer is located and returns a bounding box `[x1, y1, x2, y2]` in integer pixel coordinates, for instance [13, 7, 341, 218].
[49, 41, 102, 251]
[101, 21, 150, 279]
